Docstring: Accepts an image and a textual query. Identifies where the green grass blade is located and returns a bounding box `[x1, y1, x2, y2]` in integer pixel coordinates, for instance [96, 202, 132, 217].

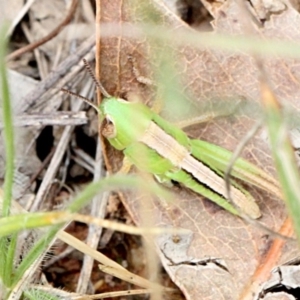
[0, 212, 70, 237]
[24, 288, 62, 300]
[0, 176, 169, 235]
[0, 26, 14, 218]
[13, 174, 171, 288]
[0, 24, 17, 297]
[3, 234, 18, 287]
[0, 237, 8, 286]
[11, 225, 60, 288]
[67, 174, 172, 212]
[262, 84, 300, 240]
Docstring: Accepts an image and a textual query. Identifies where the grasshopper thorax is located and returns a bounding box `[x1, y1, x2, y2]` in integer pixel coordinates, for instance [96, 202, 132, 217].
[99, 97, 154, 151]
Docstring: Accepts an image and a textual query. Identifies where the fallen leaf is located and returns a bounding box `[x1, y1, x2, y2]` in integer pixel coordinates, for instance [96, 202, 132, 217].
[98, 1, 300, 299]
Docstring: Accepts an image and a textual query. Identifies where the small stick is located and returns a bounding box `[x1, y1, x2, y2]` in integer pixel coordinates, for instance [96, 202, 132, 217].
[6, 0, 79, 61]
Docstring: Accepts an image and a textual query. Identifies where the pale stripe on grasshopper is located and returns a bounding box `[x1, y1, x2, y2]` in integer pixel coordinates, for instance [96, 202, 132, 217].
[139, 121, 261, 219]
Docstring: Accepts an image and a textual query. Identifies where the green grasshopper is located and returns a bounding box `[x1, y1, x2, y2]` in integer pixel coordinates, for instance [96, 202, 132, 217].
[64, 61, 282, 219]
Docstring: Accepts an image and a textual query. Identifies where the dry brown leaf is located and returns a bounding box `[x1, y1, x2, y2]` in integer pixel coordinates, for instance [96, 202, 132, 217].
[98, 1, 300, 299]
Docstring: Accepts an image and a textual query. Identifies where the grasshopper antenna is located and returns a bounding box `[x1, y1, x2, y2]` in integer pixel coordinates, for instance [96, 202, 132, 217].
[61, 58, 111, 110]
[82, 58, 111, 98]
[61, 88, 99, 111]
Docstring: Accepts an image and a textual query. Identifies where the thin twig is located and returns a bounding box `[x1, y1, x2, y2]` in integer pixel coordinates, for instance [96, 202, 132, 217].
[29, 99, 85, 212]
[6, 0, 36, 37]
[76, 138, 109, 294]
[0, 111, 87, 128]
[224, 120, 263, 204]
[15, 35, 95, 114]
[224, 120, 293, 239]
[6, 0, 79, 61]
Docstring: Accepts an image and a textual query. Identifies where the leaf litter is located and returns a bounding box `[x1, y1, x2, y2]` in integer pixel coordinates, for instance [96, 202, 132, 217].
[2, 0, 300, 299]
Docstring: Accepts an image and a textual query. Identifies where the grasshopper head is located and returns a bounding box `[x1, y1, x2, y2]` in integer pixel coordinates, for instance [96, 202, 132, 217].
[99, 97, 153, 151]
[67, 60, 153, 151]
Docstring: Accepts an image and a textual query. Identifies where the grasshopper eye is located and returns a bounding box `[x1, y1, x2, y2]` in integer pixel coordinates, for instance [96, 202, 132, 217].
[101, 116, 116, 138]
